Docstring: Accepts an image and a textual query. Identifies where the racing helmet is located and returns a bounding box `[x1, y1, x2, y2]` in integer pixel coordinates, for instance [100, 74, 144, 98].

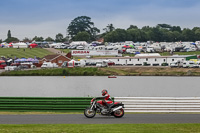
[102, 89, 108, 96]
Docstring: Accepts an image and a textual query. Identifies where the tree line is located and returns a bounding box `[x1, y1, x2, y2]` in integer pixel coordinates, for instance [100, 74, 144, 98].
[1, 30, 68, 43]
[103, 24, 200, 42]
[1, 16, 200, 43]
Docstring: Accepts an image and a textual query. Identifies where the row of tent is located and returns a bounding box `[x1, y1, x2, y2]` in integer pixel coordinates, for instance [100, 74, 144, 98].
[0, 42, 38, 48]
[2, 58, 39, 64]
[14, 58, 39, 63]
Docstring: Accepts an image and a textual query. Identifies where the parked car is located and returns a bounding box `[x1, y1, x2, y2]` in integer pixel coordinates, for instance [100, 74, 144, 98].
[170, 61, 183, 68]
[5, 66, 20, 71]
[183, 61, 198, 68]
[76, 46, 84, 50]
[60, 44, 70, 49]
[107, 61, 115, 66]
[41, 62, 58, 68]
[170, 62, 179, 68]
[74, 60, 86, 67]
[96, 61, 108, 67]
[68, 46, 76, 49]
[0, 60, 7, 69]
[11, 63, 21, 67]
[20, 62, 33, 68]
[61, 61, 68, 68]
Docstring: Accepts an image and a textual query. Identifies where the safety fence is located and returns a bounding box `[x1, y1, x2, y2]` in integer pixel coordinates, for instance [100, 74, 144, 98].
[115, 97, 200, 112]
[0, 97, 93, 112]
[1, 97, 200, 112]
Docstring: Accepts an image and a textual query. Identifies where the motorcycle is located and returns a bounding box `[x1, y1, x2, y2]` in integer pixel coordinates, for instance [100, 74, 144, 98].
[84, 98, 125, 118]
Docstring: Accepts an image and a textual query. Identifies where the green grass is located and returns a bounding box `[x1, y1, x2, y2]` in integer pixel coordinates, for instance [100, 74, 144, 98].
[0, 67, 108, 76]
[0, 124, 200, 133]
[1, 67, 200, 76]
[1, 48, 200, 59]
[160, 51, 200, 56]
[61, 49, 71, 54]
[0, 48, 54, 58]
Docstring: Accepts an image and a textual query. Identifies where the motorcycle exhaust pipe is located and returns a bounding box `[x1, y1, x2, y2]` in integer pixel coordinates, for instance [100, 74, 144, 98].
[113, 106, 123, 111]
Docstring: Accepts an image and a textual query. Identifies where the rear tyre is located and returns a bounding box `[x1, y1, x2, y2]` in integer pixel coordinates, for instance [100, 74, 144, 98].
[84, 107, 96, 118]
[113, 108, 124, 118]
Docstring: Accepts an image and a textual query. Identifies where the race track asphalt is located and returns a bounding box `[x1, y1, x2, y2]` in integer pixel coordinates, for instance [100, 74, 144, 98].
[0, 114, 200, 124]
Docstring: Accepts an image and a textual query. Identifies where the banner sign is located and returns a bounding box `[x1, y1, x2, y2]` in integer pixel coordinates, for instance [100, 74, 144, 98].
[72, 50, 118, 56]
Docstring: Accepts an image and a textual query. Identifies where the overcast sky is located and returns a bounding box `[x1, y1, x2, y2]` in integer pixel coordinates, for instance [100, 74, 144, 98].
[0, 0, 200, 40]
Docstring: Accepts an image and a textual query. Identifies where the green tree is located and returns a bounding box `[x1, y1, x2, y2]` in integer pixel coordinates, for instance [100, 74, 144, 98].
[171, 26, 182, 33]
[127, 29, 139, 42]
[192, 27, 200, 41]
[194, 29, 200, 41]
[103, 24, 115, 33]
[32, 36, 44, 42]
[55, 33, 64, 42]
[4, 37, 19, 43]
[157, 24, 172, 29]
[67, 16, 100, 41]
[4, 30, 19, 43]
[74, 31, 90, 41]
[182, 28, 195, 41]
[172, 31, 182, 42]
[23, 37, 32, 42]
[7, 30, 11, 38]
[141, 26, 154, 41]
[127, 25, 138, 30]
[45, 37, 54, 42]
[104, 29, 127, 42]
[151, 27, 163, 42]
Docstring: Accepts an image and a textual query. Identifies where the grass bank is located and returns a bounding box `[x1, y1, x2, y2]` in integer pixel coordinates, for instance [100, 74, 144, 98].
[0, 124, 200, 133]
[101, 67, 200, 76]
[1, 67, 200, 76]
[0, 48, 53, 58]
[0, 67, 107, 76]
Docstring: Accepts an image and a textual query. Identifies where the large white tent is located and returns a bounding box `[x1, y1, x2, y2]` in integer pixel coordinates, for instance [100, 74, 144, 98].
[12, 42, 28, 48]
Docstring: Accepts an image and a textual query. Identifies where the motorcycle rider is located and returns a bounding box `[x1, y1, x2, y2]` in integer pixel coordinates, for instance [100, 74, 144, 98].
[95, 89, 113, 112]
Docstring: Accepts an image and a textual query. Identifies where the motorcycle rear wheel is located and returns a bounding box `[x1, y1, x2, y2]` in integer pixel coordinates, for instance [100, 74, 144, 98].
[84, 107, 96, 118]
[113, 108, 124, 118]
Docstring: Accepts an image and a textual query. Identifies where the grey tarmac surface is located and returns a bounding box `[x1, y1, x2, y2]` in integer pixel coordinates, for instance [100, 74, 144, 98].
[0, 114, 200, 124]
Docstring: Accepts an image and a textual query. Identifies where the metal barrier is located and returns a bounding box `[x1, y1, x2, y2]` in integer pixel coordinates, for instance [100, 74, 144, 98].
[3, 97, 200, 112]
[0, 97, 93, 112]
[114, 97, 200, 112]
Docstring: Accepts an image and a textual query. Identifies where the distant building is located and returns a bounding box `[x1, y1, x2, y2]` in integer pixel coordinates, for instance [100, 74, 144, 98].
[85, 55, 196, 66]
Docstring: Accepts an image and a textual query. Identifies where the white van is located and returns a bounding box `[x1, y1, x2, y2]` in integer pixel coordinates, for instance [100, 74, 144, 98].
[41, 62, 58, 68]
[183, 61, 197, 68]
[74, 60, 86, 67]
[96, 61, 108, 67]
[170, 62, 179, 68]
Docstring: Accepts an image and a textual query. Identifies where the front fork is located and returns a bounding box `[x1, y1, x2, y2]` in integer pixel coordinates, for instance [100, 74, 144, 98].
[90, 101, 96, 111]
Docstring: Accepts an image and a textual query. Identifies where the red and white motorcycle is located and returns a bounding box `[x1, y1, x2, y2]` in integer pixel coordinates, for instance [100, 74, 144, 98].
[84, 98, 125, 118]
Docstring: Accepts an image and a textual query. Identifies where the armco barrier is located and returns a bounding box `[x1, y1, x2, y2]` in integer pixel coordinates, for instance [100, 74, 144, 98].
[115, 97, 200, 112]
[0, 97, 94, 112]
[3, 97, 200, 112]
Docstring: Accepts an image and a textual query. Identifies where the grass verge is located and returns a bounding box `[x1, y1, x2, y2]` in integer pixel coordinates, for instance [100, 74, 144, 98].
[1, 67, 200, 76]
[0, 124, 200, 133]
[0, 67, 108, 76]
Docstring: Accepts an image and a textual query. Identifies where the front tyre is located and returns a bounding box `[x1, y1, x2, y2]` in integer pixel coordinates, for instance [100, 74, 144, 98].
[84, 107, 96, 118]
[113, 108, 124, 118]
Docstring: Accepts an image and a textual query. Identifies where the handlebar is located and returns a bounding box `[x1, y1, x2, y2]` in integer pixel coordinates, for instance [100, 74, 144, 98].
[91, 98, 96, 102]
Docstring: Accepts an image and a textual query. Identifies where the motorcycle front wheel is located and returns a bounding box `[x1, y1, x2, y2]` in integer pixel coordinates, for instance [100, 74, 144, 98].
[113, 108, 124, 118]
[84, 107, 96, 118]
